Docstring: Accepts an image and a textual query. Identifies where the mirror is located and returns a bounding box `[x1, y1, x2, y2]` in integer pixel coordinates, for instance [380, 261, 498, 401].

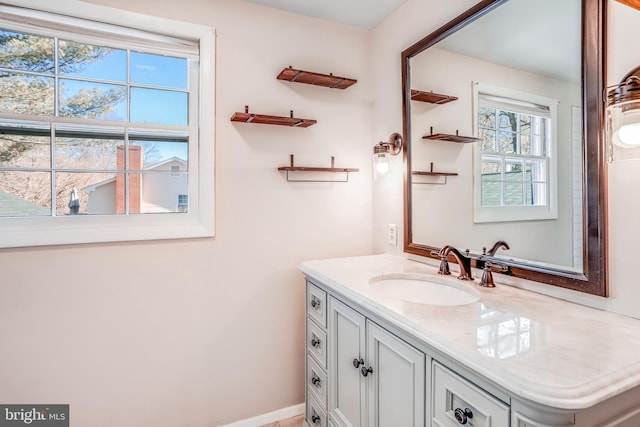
[401, 0, 607, 295]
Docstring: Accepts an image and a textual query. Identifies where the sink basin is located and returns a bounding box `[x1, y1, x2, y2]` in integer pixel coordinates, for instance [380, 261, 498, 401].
[368, 273, 481, 306]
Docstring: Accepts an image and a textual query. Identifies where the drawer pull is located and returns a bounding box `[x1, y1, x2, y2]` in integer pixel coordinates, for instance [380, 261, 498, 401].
[311, 413, 321, 425]
[454, 407, 473, 424]
[311, 373, 321, 387]
[353, 358, 364, 368]
[311, 336, 321, 348]
[310, 297, 321, 309]
[360, 366, 373, 377]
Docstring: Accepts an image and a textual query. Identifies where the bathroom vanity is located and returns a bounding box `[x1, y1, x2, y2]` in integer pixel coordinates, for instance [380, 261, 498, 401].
[300, 255, 640, 427]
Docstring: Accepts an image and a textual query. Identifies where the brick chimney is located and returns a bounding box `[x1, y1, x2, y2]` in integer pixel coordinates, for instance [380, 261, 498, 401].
[116, 145, 143, 214]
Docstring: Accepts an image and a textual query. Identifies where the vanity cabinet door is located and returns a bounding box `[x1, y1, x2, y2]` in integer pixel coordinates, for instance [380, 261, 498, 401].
[328, 297, 366, 427]
[366, 321, 425, 427]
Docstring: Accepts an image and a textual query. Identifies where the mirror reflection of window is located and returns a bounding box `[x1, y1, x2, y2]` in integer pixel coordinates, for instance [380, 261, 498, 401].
[473, 83, 558, 223]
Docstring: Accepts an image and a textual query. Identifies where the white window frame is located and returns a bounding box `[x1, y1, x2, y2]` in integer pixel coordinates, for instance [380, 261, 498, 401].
[472, 82, 558, 223]
[0, 0, 215, 248]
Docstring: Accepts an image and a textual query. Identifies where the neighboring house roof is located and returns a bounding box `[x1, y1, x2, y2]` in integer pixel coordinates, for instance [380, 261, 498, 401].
[82, 157, 187, 192]
[145, 156, 187, 170]
[83, 177, 116, 193]
[0, 190, 50, 216]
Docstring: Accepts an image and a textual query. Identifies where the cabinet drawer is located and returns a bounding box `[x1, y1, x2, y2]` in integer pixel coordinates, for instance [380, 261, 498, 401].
[307, 392, 328, 427]
[307, 318, 327, 368]
[432, 361, 509, 427]
[307, 281, 327, 328]
[307, 355, 327, 407]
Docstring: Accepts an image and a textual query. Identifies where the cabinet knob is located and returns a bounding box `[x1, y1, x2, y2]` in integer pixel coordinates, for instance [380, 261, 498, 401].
[352, 358, 364, 368]
[310, 298, 320, 309]
[454, 407, 473, 424]
[311, 374, 321, 387]
[310, 337, 321, 348]
[360, 366, 373, 377]
[311, 414, 321, 424]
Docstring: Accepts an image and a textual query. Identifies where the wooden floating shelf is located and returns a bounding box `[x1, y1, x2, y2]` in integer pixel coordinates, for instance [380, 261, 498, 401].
[422, 133, 479, 143]
[230, 106, 316, 127]
[278, 155, 359, 182]
[411, 90, 458, 104]
[422, 127, 480, 143]
[412, 163, 458, 185]
[278, 166, 359, 173]
[412, 171, 458, 177]
[277, 67, 357, 90]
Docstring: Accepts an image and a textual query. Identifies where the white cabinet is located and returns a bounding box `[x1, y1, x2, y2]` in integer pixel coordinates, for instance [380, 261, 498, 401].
[328, 297, 425, 427]
[302, 262, 640, 427]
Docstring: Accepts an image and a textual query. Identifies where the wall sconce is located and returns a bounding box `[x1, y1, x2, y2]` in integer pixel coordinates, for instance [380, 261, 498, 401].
[373, 133, 403, 178]
[606, 66, 640, 161]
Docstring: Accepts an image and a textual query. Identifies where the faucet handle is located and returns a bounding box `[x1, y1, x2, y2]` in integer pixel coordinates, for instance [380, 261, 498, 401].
[486, 261, 509, 273]
[432, 249, 451, 275]
[479, 262, 508, 288]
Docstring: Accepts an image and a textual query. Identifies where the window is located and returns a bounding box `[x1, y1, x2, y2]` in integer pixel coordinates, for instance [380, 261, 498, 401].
[473, 83, 557, 223]
[0, 0, 214, 247]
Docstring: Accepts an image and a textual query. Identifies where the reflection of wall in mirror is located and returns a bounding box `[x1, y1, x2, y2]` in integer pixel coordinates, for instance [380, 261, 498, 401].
[410, 47, 581, 268]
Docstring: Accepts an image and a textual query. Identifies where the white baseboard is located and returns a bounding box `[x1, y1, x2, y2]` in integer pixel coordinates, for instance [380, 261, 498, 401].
[219, 403, 305, 427]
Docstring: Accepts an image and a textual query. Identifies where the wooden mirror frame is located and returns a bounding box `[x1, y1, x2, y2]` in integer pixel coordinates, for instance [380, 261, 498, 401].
[401, 0, 608, 296]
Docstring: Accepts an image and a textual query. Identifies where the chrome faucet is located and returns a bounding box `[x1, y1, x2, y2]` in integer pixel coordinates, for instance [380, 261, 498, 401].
[438, 245, 473, 281]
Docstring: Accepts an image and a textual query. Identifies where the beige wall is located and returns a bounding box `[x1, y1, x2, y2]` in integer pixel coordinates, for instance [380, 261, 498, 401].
[371, 0, 640, 318]
[0, 1, 372, 425]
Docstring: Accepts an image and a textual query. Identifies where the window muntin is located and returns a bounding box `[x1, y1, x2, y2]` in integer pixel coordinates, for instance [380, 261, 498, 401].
[0, 1, 214, 247]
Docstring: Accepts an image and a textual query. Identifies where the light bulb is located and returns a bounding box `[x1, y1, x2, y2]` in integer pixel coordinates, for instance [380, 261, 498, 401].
[616, 123, 640, 147]
[374, 153, 390, 174]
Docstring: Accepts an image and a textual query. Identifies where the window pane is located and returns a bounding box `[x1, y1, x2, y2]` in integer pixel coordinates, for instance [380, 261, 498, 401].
[519, 115, 531, 134]
[130, 52, 187, 89]
[479, 129, 496, 152]
[59, 79, 126, 120]
[504, 182, 523, 206]
[131, 141, 188, 169]
[520, 134, 531, 155]
[528, 159, 547, 182]
[0, 133, 50, 168]
[59, 40, 126, 82]
[0, 171, 51, 216]
[498, 111, 517, 130]
[138, 171, 188, 213]
[478, 107, 495, 128]
[481, 181, 501, 207]
[0, 72, 54, 115]
[498, 131, 516, 153]
[55, 136, 121, 170]
[130, 88, 187, 125]
[0, 30, 54, 73]
[481, 160, 501, 180]
[505, 161, 523, 182]
[528, 183, 547, 206]
[56, 172, 118, 215]
[80, 172, 122, 215]
[530, 134, 546, 156]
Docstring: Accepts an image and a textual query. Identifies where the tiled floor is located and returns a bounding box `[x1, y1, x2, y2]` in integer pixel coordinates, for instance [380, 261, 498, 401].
[260, 414, 304, 427]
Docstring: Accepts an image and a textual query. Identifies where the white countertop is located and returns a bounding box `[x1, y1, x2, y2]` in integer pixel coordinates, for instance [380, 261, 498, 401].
[299, 254, 640, 410]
